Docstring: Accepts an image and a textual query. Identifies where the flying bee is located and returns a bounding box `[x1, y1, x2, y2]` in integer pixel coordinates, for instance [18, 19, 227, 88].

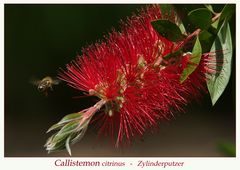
[31, 76, 60, 96]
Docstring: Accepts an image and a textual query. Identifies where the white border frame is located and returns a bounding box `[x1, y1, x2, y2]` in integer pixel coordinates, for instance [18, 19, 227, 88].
[1, 1, 239, 170]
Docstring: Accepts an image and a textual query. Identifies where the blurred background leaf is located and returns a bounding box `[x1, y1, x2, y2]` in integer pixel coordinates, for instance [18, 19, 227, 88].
[217, 141, 236, 156]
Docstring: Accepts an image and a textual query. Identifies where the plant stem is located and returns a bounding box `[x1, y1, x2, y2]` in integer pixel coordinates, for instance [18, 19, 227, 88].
[212, 12, 221, 22]
[80, 99, 106, 122]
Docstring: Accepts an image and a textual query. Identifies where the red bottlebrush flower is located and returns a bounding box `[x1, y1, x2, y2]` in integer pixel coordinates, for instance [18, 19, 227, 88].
[46, 5, 213, 154]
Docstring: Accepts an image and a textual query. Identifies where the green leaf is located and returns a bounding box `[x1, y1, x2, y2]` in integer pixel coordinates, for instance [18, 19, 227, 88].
[188, 8, 212, 30]
[178, 20, 186, 34]
[180, 36, 202, 83]
[47, 112, 82, 133]
[204, 4, 215, 13]
[159, 4, 186, 34]
[45, 134, 55, 147]
[151, 19, 183, 42]
[163, 48, 183, 60]
[219, 4, 235, 22]
[47, 139, 67, 153]
[212, 5, 235, 30]
[58, 121, 79, 135]
[50, 121, 79, 143]
[59, 112, 83, 124]
[71, 126, 88, 144]
[47, 112, 83, 133]
[199, 30, 212, 41]
[211, 18, 220, 29]
[45, 133, 67, 153]
[199, 30, 215, 53]
[65, 136, 72, 156]
[207, 20, 232, 105]
[47, 123, 65, 133]
[217, 142, 236, 157]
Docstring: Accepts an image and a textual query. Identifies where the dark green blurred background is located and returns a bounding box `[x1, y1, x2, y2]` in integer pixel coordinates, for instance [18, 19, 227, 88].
[5, 4, 235, 157]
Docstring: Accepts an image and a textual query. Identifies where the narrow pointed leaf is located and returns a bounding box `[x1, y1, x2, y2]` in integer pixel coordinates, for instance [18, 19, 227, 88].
[65, 136, 72, 156]
[47, 123, 64, 133]
[50, 121, 79, 144]
[72, 126, 88, 144]
[59, 112, 83, 124]
[207, 20, 232, 105]
[212, 18, 220, 30]
[58, 121, 79, 135]
[47, 112, 83, 133]
[204, 4, 215, 13]
[180, 36, 202, 83]
[45, 134, 55, 147]
[47, 137, 68, 152]
[212, 5, 235, 30]
[219, 4, 235, 22]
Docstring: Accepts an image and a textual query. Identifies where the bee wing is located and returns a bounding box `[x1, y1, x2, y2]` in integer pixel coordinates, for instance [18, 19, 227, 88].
[29, 78, 41, 86]
[52, 79, 61, 85]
